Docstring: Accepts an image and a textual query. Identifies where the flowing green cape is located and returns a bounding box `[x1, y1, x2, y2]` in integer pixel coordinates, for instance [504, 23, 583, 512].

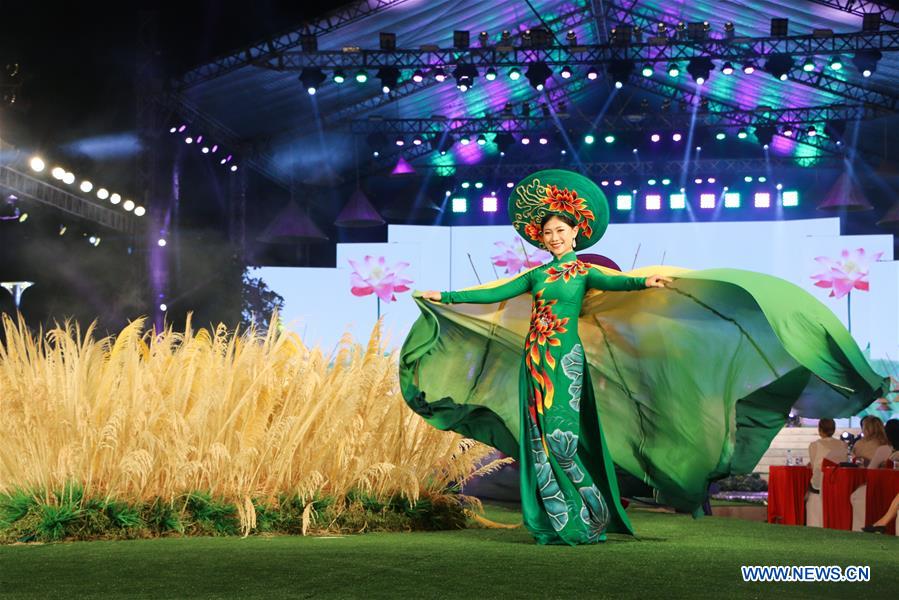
[399, 266, 889, 512]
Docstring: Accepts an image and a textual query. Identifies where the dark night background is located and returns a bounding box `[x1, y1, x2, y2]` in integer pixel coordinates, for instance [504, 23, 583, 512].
[0, 1, 344, 331]
[3, 1, 899, 333]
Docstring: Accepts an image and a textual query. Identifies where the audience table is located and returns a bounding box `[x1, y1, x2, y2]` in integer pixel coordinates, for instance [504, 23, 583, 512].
[767, 462, 897, 531]
[821, 464, 871, 530]
[767, 465, 811, 525]
[864, 468, 899, 535]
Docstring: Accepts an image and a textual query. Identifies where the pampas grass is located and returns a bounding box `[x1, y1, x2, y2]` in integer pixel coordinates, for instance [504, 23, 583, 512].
[0, 313, 495, 539]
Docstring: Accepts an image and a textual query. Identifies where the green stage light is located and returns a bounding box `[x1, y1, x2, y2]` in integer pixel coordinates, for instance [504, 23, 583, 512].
[452, 197, 468, 213]
[724, 192, 741, 208]
[782, 190, 799, 206]
[616, 194, 633, 210]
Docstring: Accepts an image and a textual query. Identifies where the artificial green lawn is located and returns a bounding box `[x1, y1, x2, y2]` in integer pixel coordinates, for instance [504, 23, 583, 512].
[0, 505, 895, 599]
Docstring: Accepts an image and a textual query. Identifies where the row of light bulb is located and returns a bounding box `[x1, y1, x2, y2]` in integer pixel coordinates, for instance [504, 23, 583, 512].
[29, 157, 146, 217]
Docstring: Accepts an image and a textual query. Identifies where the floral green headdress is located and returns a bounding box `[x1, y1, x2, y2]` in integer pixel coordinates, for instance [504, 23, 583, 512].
[508, 169, 610, 251]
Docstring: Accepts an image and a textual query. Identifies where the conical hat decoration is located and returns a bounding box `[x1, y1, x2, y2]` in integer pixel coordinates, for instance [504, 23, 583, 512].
[508, 169, 609, 251]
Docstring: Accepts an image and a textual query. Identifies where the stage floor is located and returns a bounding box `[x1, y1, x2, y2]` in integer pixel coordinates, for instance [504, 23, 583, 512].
[0, 505, 895, 598]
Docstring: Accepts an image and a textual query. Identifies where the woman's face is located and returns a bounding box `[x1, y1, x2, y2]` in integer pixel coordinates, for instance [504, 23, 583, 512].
[541, 216, 579, 257]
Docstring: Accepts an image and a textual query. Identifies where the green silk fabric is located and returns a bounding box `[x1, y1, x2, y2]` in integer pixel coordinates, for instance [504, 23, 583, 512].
[399, 263, 889, 520]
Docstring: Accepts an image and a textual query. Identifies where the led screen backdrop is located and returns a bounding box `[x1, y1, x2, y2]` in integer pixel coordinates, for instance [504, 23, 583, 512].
[253, 218, 897, 367]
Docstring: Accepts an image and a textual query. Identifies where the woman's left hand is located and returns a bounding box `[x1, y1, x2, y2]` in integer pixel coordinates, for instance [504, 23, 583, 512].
[645, 274, 674, 288]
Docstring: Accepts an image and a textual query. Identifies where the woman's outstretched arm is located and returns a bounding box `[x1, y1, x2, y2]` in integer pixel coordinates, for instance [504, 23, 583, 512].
[585, 265, 672, 291]
[422, 269, 533, 304]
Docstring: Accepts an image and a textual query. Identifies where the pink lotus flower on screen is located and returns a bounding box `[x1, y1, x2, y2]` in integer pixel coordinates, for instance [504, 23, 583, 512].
[491, 240, 552, 275]
[810, 248, 883, 299]
[348, 255, 413, 303]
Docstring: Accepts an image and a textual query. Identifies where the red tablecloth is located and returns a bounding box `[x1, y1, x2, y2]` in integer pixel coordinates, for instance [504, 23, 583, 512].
[865, 469, 899, 535]
[822, 464, 867, 530]
[767, 466, 811, 525]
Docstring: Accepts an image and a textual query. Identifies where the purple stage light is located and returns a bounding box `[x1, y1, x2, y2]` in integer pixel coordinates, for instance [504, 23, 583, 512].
[177, 125, 187, 133]
[694, 178, 703, 184]
[700, 193, 716, 209]
[185, 137, 193, 144]
[651, 133, 660, 143]
[646, 194, 662, 210]
[672, 132, 683, 142]
[196, 135, 203, 144]
[754, 192, 771, 208]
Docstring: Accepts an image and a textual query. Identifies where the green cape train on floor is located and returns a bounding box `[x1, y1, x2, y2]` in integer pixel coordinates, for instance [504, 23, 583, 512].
[399, 263, 889, 521]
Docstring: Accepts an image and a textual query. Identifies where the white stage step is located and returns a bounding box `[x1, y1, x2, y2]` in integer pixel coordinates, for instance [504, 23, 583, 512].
[752, 427, 859, 479]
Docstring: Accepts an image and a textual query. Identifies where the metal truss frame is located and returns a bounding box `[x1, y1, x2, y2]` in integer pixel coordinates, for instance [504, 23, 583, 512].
[0, 165, 137, 234]
[630, 77, 845, 155]
[405, 157, 840, 179]
[602, 0, 899, 111]
[319, 3, 593, 127]
[804, 0, 898, 28]
[163, 92, 289, 188]
[179, 0, 410, 88]
[257, 30, 899, 70]
[348, 104, 876, 135]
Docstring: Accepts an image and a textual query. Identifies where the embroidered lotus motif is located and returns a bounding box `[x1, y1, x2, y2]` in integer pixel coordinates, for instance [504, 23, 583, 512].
[545, 260, 590, 283]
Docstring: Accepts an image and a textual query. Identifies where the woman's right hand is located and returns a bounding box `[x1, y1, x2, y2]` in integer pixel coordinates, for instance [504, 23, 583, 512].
[421, 290, 442, 302]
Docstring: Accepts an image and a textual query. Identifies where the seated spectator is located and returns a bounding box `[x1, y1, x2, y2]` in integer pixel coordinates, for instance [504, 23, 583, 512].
[808, 418, 847, 491]
[805, 418, 847, 528]
[852, 416, 891, 466]
[885, 418, 899, 463]
[849, 417, 894, 530]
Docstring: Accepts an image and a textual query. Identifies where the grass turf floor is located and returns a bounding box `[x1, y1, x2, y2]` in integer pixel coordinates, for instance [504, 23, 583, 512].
[0, 505, 895, 599]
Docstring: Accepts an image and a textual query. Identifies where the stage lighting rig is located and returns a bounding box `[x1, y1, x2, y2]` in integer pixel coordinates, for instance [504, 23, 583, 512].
[608, 59, 634, 88]
[494, 132, 515, 155]
[380, 32, 397, 50]
[852, 49, 882, 77]
[299, 68, 326, 95]
[764, 54, 794, 81]
[377, 67, 400, 93]
[686, 57, 714, 85]
[525, 61, 552, 91]
[755, 125, 776, 147]
[453, 63, 478, 92]
[770, 18, 789, 36]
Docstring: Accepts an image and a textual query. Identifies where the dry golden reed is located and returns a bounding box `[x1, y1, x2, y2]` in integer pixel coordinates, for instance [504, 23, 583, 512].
[0, 313, 495, 532]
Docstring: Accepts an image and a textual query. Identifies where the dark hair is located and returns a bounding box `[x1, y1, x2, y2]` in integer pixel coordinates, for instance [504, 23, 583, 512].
[817, 418, 836, 436]
[885, 418, 899, 450]
[539, 212, 578, 230]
